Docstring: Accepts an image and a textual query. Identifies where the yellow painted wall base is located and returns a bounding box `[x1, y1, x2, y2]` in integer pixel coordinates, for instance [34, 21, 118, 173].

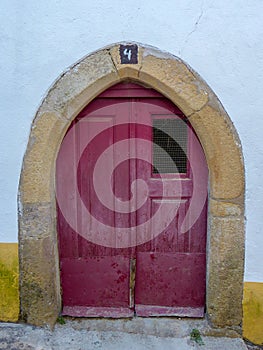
[0, 239, 263, 344]
[0, 243, 19, 322]
[243, 282, 263, 345]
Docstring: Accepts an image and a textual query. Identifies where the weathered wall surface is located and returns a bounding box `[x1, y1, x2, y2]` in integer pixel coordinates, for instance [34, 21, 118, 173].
[0, 244, 19, 322]
[243, 282, 263, 345]
[0, 0, 263, 344]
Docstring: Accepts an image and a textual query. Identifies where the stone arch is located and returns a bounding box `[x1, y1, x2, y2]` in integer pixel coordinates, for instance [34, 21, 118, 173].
[18, 43, 245, 328]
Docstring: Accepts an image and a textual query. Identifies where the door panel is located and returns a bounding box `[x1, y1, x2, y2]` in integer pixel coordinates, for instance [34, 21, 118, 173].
[57, 100, 135, 316]
[133, 101, 207, 316]
[135, 252, 206, 316]
[61, 256, 130, 307]
[56, 83, 208, 317]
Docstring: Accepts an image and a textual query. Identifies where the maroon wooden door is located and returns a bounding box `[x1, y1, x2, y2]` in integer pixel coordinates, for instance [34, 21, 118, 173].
[56, 83, 208, 318]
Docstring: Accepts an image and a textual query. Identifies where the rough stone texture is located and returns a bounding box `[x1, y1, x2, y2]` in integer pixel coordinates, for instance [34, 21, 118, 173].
[109, 44, 144, 79]
[18, 43, 245, 330]
[206, 216, 245, 327]
[63, 317, 241, 339]
[246, 343, 263, 350]
[210, 199, 243, 217]
[139, 48, 209, 115]
[19, 202, 60, 326]
[0, 321, 249, 350]
[41, 50, 119, 117]
[19, 112, 66, 204]
[189, 104, 244, 199]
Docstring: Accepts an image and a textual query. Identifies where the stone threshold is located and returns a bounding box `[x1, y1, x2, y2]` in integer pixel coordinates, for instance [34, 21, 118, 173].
[60, 316, 241, 339]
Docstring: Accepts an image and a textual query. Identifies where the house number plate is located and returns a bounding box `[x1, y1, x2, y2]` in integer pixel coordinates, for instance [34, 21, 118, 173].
[119, 44, 138, 64]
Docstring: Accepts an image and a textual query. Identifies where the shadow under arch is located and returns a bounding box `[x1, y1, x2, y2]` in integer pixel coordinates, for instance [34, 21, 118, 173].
[18, 42, 245, 329]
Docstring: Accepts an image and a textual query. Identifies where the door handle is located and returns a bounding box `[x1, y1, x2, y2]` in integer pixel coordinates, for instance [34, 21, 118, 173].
[129, 258, 136, 308]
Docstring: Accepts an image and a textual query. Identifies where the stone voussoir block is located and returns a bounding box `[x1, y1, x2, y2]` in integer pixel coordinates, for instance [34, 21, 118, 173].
[189, 105, 244, 199]
[109, 44, 144, 79]
[139, 48, 209, 115]
[20, 112, 67, 204]
[210, 199, 243, 217]
[41, 49, 119, 115]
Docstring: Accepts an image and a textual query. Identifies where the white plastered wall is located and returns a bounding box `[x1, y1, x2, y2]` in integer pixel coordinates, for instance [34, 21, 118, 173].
[1, 0, 262, 281]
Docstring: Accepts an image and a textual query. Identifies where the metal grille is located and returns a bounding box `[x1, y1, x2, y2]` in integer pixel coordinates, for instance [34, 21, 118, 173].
[153, 118, 188, 174]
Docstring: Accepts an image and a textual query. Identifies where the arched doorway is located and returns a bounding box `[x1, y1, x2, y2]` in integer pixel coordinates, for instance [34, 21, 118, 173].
[56, 82, 208, 318]
[18, 43, 245, 329]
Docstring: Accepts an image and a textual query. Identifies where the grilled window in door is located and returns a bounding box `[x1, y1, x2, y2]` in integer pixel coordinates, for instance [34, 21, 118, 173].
[152, 117, 188, 174]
